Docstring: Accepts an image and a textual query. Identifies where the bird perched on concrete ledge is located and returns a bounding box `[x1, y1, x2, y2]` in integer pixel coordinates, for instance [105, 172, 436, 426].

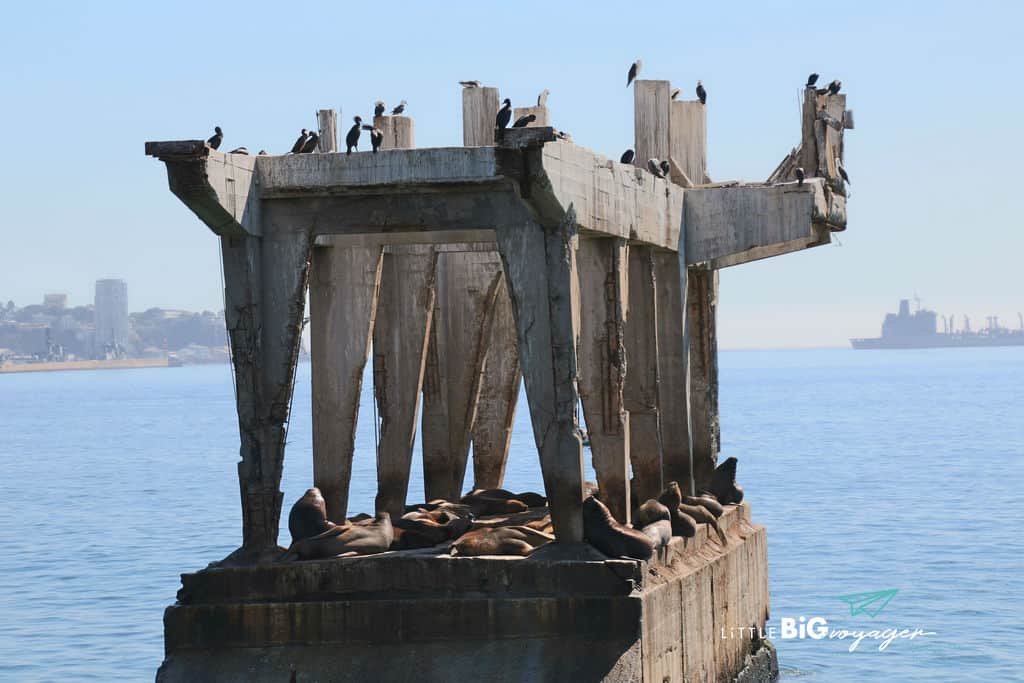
[391, 100, 407, 115]
[207, 126, 223, 150]
[537, 89, 550, 107]
[835, 158, 850, 184]
[496, 99, 512, 129]
[228, 147, 249, 155]
[627, 59, 642, 87]
[806, 73, 819, 88]
[374, 101, 386, 117]
[795, 167, 805, 185]
[512, 113, 536, 128]
[459, 80, 481, 88]
[300, 130, 319, 154]
[346, 117, 362, 155]
[290, 129, 308, 154]
[696, 81, 707, 105]
[363, 124, 384, 152]
[620, 149, 635, 164]
[647, 158, 665, 178]
[827, 79, 842, 95]
[670, 87, 681, 100]
[659, 159, 671, 177]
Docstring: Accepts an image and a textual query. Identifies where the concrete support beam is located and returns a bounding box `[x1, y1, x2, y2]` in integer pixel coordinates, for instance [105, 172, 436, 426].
[494, 207, 585, 542]
[470, 274, 522, 489]
[309, 243, 383, 520]
[421, 251, 504, 501]
[372, 250, 438, 518]
[462, 86, 500, 147]
[575, 237, 630, 522]
[687, 265, 719, 490]
[623, 246, 664, 504]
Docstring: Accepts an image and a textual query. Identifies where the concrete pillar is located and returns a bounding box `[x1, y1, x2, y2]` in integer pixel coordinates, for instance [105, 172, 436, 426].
[373, 248, 437, 518]
[494, 208, 585, 542]
[511, 105, 550, 127]
[669, 101, 706, 185]
[462, 86, 500, 146]
[575, 237, 630, 522]
[653, 251, 692, 491]
[317, 109, 337, 153]
[688, 265, 719, 490]
[623, 246, 663, 504]
[309, 242, 382, 520]
[374, 115, 414, 150]
[633, 80, 672, 170]
[421, 250, 504, 501]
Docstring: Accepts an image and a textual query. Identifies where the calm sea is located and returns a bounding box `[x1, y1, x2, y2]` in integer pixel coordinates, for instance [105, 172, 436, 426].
[0, 348, 1021, 682]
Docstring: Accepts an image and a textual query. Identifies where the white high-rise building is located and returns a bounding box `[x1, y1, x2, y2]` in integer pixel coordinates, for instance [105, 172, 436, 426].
[94, 278, 129, 350]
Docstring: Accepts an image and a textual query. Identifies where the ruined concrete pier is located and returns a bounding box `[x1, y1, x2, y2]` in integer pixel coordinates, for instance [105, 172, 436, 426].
[147, 81, 850, 682]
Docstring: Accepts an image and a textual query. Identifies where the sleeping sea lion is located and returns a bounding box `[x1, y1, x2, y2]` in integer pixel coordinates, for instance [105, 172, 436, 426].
[682, 494, 724, 518]
[287, 488, 336, 543]
[460, 490, 528, 516]
[450, 525, 554, 557]
[657, 482, 698, 538]
[514, 492, 548, 508]
[633, 499, 671, 529]
[679, 502, 727, 545]
[582, 496, 655, 560]
[282, 511, 393, 561]
[392, 510, 472, 549]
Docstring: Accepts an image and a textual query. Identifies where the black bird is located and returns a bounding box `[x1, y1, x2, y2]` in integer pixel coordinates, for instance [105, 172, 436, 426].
[835, 158, 850, 184]
[647, 158, 665, 178]
[391, 100, 407, 115]
[670, 87, 681, 100]
[346, 117, 362, 155]
[806, 73, 819, 88]
[300, 131, 319, 154]
[627, 59, 642, 87]
[258, 150, 268, 155]
[696, 81, 707, 105]
[228, 146, 249, 155]
[459, 80, 481, 88]
[496, 99, 512, 129]
[512, 113, 536, 128]
[374, 101, 386, 117]
[207, 126, 223, 150]
[660, 159, 671, 177]
[620, 149, 635, 164]
[363, 124, 384, 152]
[290, 129, 308, 154]
[795, 167, 805, 185]
[827, 79, 842, 95]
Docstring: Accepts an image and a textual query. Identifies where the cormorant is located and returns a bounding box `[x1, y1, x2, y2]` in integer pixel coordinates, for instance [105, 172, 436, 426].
[806, 73, 819, 87]
[346, 117, 362, 155]
[660, 159, 670, 177]
[207, 126, 223, 150]
[374, 101, 386, 117]
[496, 99, 512, 129]
[835, 158, 849, 184]
[512, 113, 536, 128]
[258, 150, 268, 155]
[555, 130, 572, 141]
[795, 167, 805, 185]
[827, 79, 841, 95]
[670, 87, 681, 100]
[459, 80, 481, 88]
[815, 87, 828, 95]
[228, 147, 249, 155]
[696, 81, 707, 105]
[391, 100, 407, 115]
[300, 131, 319, 154]
[620, 149, 635, 164]
[538, 89, 550, 107]
[627, 59, 642, 87]
[363, 124, 384, 152]
[290, 129, 308, 154]
[647, 158, 665, 178]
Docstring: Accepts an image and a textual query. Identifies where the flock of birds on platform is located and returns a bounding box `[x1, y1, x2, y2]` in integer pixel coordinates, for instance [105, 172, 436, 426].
[203, 61, 847, 187]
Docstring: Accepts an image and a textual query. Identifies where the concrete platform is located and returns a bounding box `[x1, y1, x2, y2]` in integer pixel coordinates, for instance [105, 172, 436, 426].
[157, 504, 770, 683]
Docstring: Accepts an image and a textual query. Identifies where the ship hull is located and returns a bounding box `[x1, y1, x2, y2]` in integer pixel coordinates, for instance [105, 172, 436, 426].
[851, 335, 1024, 350]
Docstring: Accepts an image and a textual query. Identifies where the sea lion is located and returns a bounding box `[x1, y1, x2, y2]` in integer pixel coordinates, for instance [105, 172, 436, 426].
[681, 494, 724, 518]
[392, 510, 472, 549]
[460, 490, 529, 516]
[657, 482, 698, 538]
[679, 502, 727, 545]
[462, 488, 547, 508]
[287, 488, 335, 543]
[450, 525, 554, 557]
[706, 457, 743, 505]
[641, 519, 672, 550]
[282, 511, 393, 561]
[582, 496, 655, 560]
[633, 499, 671, 529]
[514, 492, 548, 508]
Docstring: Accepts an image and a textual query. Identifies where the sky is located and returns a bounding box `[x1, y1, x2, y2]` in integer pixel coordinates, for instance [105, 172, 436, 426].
[1, 0, 1021, 348]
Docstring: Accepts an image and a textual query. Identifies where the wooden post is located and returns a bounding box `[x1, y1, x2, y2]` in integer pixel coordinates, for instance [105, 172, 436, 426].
[575, 237, 631, 522]
[494, 207, 585, 542]
[463, 86, 501, 146]
[309, 242, 382, 520]
[373, 249, 437, 518]
[316, 109, 337, 153]
[623, 246, 663, 504]
[687, 265, 719, 491]
[375, 115, 415, 150]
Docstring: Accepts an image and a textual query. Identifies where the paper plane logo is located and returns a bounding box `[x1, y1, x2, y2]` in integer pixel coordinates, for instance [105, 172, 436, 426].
[836, 589, 899, 617]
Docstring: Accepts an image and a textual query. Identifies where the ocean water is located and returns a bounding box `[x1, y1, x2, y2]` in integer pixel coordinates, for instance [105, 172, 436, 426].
[0, 347, 1021, 682]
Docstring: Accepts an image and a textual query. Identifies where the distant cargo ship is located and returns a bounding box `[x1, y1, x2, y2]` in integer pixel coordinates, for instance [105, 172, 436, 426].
[0, 357, 173, 374]
[851, 299, 1024, 350]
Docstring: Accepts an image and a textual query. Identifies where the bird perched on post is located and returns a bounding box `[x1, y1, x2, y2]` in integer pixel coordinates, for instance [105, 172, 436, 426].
[647, 158, 665, 178]
[670, 87, 681, 100]
[627, 59, 642, 87]
[300, 130, 319, 154]
[363, 124, 384, 152]
[207, 126, 223, 150]
[290, 129, 309, 154]
[228, 147, 249, 155]
[346, 117, 362, 155]
[459, 80, 481, 88]
[827, 79, 842, 95]
[806, 73, 819, 88]
[696, 81, 707, 105]
[374, 101, 386, 118]
[391, 100, 407, 116]
[537, 89, 550, 107]
[620, 149, 635, 164]
[659, 159, 671, 177]
[496, 99, 512, 129]
[835, 158, 850, 184]
[512, 113, 536, 128]
[795, 167, 805, 185]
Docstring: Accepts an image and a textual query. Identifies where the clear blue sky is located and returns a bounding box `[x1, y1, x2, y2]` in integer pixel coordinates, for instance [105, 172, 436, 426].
[1, 1, 1021, 348]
